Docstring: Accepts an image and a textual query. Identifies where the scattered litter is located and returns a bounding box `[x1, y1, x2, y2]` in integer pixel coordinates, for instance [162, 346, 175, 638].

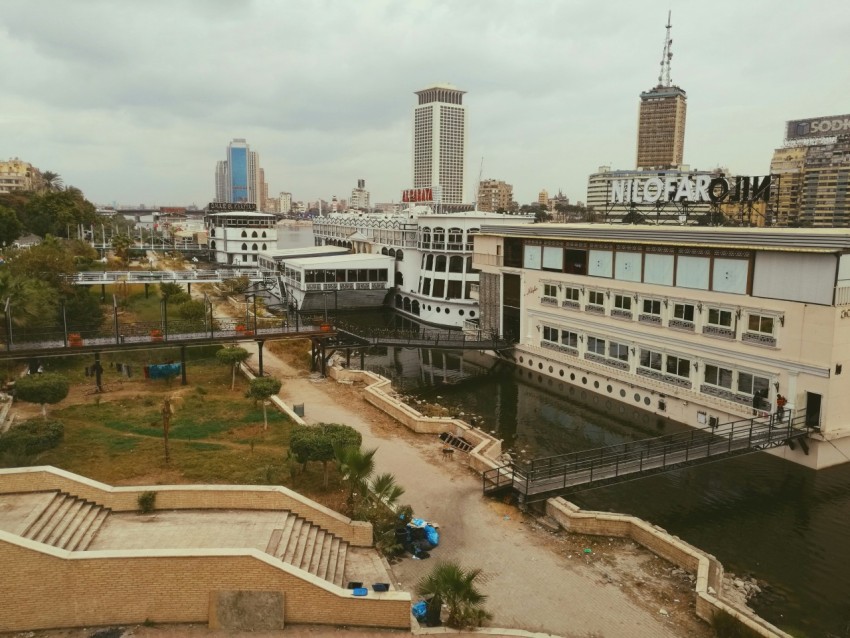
[503, 515, 511, 520]
[583, 548, 592, 554]
[659, 608, 668, 616]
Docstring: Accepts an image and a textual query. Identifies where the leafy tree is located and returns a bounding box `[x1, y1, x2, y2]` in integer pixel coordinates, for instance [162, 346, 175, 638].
[334, 444, 377, 505]
[177, 299, 206, 322]
[215, 346, 251, 390]
[417, 561, 492, 629]
[248, 376, 282, 430]
[0, 205, 23, 247]
[20, 189, 97, 238]
[67, 238, 98, 269]
[289, 423, 362, 487]
[0, 270, 58, 333]
[15, 373, 70, 418]
[111, 234, 133, 266]
[63, 287, 105, 334]
[7, 236, 76, 292]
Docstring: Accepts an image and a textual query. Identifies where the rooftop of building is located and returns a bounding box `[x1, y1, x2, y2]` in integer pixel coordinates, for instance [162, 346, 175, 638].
[478, 222, 850, 252]
[639, 85, 687, 99]
[415, 83, 465, 94]
[282, 253, 395, 268]
[207, 211, 276, 218]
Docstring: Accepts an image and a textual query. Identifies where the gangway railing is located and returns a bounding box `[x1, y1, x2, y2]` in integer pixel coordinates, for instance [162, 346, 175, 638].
[66, 269, 273, 285]
[483, 411, 813, 502]
[334, 321, 512, 351]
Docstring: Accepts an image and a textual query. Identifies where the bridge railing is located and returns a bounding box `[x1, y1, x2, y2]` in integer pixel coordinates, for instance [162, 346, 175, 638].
[335, 321, 502, 346]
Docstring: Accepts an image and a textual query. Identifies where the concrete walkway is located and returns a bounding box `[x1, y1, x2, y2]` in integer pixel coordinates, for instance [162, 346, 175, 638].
[242, 341, 686, 638]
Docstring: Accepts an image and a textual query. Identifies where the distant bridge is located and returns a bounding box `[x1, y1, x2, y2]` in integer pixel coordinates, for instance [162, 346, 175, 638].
[483, 411, 813, 503]
[333, 322, 513, 351]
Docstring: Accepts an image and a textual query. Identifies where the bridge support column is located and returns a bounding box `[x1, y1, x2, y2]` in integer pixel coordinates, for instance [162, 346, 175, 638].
[144, 283, 149, 299]
[321, 340, 327, 377]
[93, 352, 103, 393]
[360, 349, 364, 370]
[187, 282, 191, 295]
[180, 345, 187, 386]
[100, 284, 106, 302]
[256, 339, 265, 376]
[346, 349, 351, 368]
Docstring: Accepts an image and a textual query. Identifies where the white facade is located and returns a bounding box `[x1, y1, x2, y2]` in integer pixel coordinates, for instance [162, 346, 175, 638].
[313, 207, 533, 328]
[413, 85, 467, 205]
[279, 192, 292, 214]
[206, 211, 277, 265]
[474, 224, 850, 469]
[350, 179, 370, 210]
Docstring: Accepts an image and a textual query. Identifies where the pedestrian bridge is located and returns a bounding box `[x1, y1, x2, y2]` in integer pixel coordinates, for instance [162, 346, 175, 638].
[65, 269, 274, 285]
[483, 411, 813, 503]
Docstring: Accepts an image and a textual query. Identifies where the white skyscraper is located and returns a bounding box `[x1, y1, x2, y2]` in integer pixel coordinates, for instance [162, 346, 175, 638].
[413, 84, 467, 205]
[350, 178, 370, 210]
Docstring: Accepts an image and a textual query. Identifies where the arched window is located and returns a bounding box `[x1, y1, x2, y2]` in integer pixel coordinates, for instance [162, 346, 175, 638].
[403, 298, 412, 312]
[241, 230, 247, 238]
[421, 227, 432, 249]
[396, 250, 404, 262]
[388, 248, 396, 258]
[210, 240, 216, 249]
[425, 254, 434, 270]
[395, 295, 403, 308]
[449, 255, 463, 273]
[412, 300, 420, 316]
[448, 228, 463, 250]
[252, 231, 258, 238]
[261, 231, 267, 238]
[381, 247, 389, 255]
[262, 243, 267, 250]
[252, 243, 258, 251]
[466, 228, 479, 251]
[395, 271, 404, 287]
[242, 243, 248, 250]
[435, 255, 447, 272]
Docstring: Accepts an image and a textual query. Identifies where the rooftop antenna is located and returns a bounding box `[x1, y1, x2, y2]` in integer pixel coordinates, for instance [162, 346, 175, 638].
[475, 157, 484, 212]
[657, 10, 674, 87]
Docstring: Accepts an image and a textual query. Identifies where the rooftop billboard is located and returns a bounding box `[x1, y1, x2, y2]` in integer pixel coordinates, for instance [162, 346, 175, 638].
[786, 115, 850, 141]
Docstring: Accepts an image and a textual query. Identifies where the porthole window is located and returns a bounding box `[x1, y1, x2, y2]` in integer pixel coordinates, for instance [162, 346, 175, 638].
[570, 373, 576, 381]
[582, 377, 587, 385]
[459, 310, 464, 316]
[559, 370, 564, 377]
[445, 309, 451, 315]
[469, 311, 476, 317]
[538, 375, 543, 383]
[538, 363, 543, 370]
[620, 389, 626, 398]
[549, 366, 554, 373]
[644, 397, 651, 406]
[634, 393, 641, 402]
[519, 357, 524, 363]
[607, 385, 613, 393]
[528, 359, 533, 367]
[594, 381, 600, 389]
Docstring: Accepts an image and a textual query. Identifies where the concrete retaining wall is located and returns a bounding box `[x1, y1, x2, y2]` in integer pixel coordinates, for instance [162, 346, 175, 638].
[0, 532, 410, 633]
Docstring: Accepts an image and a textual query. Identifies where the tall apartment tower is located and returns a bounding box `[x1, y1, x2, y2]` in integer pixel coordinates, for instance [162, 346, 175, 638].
[215, 138, 261, 204]
[413, 84, 467, 205]
[477, 179, 513, 212]
[636, 13, 687, 170]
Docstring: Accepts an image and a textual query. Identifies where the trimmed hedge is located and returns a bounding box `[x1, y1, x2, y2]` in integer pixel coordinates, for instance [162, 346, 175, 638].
[0, 419, 64, 455]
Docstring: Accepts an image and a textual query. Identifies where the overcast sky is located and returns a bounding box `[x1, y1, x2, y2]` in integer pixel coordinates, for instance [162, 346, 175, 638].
[2, 0, 848, 208]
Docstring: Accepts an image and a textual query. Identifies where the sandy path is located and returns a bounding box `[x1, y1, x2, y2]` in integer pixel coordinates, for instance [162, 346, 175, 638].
[242, 340, 693, 638]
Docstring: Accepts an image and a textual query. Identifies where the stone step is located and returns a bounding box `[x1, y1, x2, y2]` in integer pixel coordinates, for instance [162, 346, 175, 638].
[324, 536, 341, 583]
[317, 534, 336, 582]
[76, 507, 110, 550]
[62, 503, 101, 551]
[277, 512, 297, 558]
[17, 491, 61, 537]
[33, 495, 75, 543]
[23, 491, 66, 539]
[281, 517, 304, 564]
[265, 528, 283, 555]
[299, 524, 319, 571]
[291, 521, 313, 569]
[308, 530, 328, 576]
[47, 499, 87, 547]
[333, 541, 348, 588]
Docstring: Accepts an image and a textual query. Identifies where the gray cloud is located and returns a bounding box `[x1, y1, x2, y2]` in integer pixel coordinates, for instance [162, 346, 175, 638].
[1, 0, 848, 206]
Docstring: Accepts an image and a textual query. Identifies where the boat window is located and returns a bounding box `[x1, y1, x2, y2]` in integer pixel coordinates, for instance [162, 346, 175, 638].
[347, 269, 358, 282]
[432, 227, 446, 249]
[425, 254, 434, 270]
[435, 255, 447, 272]
[449, 256, 463, 273]
[448, 228, 463, 249]
[396, 250, 404, 261]
[422, 278, 431, 295]
[447, 280, 462, 299]
[432, 279, 445, 297]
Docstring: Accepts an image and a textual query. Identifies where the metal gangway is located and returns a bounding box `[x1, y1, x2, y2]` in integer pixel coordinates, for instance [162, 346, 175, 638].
[483, 411, 813, 503]
[334, 322, 513, 352]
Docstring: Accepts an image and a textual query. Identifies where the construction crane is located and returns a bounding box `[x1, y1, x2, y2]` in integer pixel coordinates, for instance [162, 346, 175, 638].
[657, 10, 674, 87]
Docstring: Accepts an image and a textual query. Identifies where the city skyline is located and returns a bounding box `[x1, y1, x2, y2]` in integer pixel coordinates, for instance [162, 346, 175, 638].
[1, 1, 848, 206]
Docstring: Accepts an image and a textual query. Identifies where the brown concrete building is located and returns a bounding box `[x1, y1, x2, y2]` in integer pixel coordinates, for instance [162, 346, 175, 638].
[636, 85, 687, 169]
[477, 179, 513, 212]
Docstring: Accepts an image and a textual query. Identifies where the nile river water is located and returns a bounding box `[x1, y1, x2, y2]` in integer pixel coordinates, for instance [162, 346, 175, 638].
[278, 223, 849, 637]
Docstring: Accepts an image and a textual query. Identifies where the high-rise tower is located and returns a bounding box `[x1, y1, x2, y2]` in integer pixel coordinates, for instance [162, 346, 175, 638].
[636, 12, 687, 170]
[413, 84, 467, 205]
[215, 138, 261, 204]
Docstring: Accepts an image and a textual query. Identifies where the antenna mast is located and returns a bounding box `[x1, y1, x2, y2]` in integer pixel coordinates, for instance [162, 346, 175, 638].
[657, 10, 674, 87]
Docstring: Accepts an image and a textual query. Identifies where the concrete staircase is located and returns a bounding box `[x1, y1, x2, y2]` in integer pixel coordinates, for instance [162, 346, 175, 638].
[21, 491, 110, 551]
[265, 512, 349, 587]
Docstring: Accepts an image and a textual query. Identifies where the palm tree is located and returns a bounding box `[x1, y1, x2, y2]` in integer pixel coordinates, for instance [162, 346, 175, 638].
[111, 234, 133, 266]
[334, 444, 376, 505]
[416, 561, 492, 628]
[41, 171, 64, 192]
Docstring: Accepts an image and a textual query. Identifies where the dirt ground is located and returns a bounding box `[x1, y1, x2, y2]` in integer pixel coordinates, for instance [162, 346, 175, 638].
[3, 314, 722, 637]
